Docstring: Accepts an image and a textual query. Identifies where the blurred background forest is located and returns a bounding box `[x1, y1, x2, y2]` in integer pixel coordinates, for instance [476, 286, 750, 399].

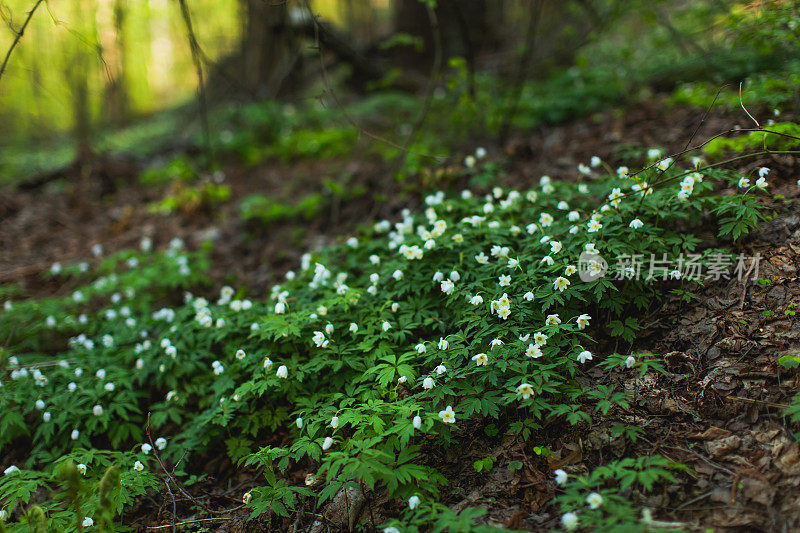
[1, 0, 797, 187]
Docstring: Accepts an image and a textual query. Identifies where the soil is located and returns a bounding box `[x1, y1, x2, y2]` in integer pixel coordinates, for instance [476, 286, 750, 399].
[2, 95, 799, 531]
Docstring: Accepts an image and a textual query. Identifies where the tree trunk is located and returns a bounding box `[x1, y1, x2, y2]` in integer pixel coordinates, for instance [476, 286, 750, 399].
[240, 0, 297, 98]
[392, 0, 502, 71]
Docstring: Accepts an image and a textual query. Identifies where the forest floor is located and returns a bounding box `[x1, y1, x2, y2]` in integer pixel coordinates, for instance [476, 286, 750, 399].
[2, 96, 800, 531]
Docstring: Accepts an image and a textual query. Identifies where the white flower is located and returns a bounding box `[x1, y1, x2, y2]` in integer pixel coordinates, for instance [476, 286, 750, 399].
[349, 323, 358, 333]
[35, 399, 45, 410]
[534, 332, 547, 346]
[382, 321, 391, 332]
[275, 301, 286, 314]
[587, 219, 602, 232]
[555, 469, 568, 485]
[758, 166, 770, 178]
[104, 382, 115, 391]
[236, 349, 246, 360]
[539, 213, 554, 227]
[432, 271, 444, 282]
[586, 492, 604, 509]
[71, 429, 80, 440]
[43, 412, 51, 422]
[438, 405, 456, 424]
[464, 155, 476, 168]
[77, 463, 87, 475]
[516, 383, 534, 400]
[312, 331, 328, 348]
[415, 343, 427, 354]
[322, 437, 334, 451]
[82, 517, 94, 527]
[3, 465, 19, 475]
[412, 415, 422, 429]
[133, 461, 144, 471]
[472, 353, 488, 366]
[155, 437, 167, 450]
[96, 369, 106, 380]
[384, 527, 401, 533]
[553, 277, 570, 292]
[434, 364, 447, 375]
[657, 157, 673, 171]
[755, 176, 768, 189]
[475, 147, 487, 159]
[561, 512, 579, 531]
[565, 265, 577, 276]
[738, 177, 751, 188]
[243, 492, 252, 505]
[392, 270, 404, 280]
[546, 314, 561, 325]
[408, 495, 421, 510]
[469, 295, 484, 305]
[499, 275, 511, 287]
[438, 338, 449, 350]
[475, 252, 489, 264]
[398, 375, 407, 384]
[142, 443, 152, 454]
[577, 314, 591, 329]
[625, 355, 636, 368]
[276, 365, 288, 379]
[525, 344, 542, 359]
[422, 377, 435, 389]
[329, 416, 340, 429]
[490, 339, 503, 349]
[263, 358, 273, 370]
[521, 291, 533, 302]
[550, 241, 563, 254]
[93, 405, 104, 416]
[577, 350, 593, 364]
[440, 280, 455, 295]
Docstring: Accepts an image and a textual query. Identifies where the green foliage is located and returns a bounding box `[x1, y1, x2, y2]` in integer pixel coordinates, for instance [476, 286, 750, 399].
[0, 152, 767, 528]
[556, 456, 686, 532]
[240, 193, 325, 224]
[703, 122, 800, 158]
[149, 182, 232, 214]
[139, 156, 198, 185]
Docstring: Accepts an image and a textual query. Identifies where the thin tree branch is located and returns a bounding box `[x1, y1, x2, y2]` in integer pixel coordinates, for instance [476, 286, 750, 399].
[0, 0, 44, 86]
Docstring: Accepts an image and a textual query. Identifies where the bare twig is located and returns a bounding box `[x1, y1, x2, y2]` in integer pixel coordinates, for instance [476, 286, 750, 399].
[146, 517, 231, 530]
[0, 0, 44, 86]
[145, 413, 202, 510]
[739, 81, 761, 128]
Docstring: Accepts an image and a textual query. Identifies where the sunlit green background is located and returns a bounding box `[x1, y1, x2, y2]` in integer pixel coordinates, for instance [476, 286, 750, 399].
[0, 0, 376, 143]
